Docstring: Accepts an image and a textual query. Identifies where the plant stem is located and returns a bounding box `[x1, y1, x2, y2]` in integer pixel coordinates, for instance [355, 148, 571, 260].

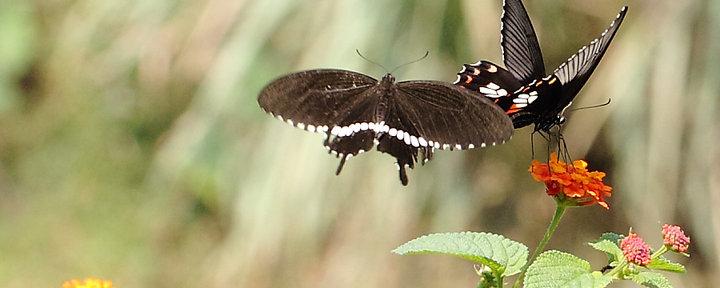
[605, 260, 628, 278]
[651, 245, 668, 259]
[495, 273, 503, 288]
[512, 202, 568, 288]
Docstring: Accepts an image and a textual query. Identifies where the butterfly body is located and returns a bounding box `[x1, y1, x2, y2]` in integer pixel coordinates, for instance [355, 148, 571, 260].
[259, 69, 513, 185]
[456, 0, 628, 133]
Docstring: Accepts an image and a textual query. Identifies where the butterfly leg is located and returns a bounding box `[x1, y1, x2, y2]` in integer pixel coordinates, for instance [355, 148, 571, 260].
[530, 130, 538, 160]
[551, 126, 572, 163]
[558, 133, 572, 162]
[533, 130, 552, 163]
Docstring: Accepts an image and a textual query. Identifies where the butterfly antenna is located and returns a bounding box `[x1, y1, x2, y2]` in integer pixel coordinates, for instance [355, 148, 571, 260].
[390, 51, 430, 74]
[355, 50, 389, 73]
[570, 98, 612, 112]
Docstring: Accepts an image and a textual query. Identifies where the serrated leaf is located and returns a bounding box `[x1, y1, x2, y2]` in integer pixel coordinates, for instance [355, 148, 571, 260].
[524, 251, 612, 288]
[589, 239, 624, 263]
[630, 272, 673, 288]
[392, 232, 528, 276]
[647, 257, 686, 273]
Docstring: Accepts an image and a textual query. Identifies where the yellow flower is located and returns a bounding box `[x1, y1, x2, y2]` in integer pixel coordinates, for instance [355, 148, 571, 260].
[62, 278, 113, 288]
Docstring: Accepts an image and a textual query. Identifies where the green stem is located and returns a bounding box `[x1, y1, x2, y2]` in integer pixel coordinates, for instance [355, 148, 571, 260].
[605, 260, 628, 278]
[512, 202, 568, 288]
[495, 273, 503, 288]
[606, 245, 669, 279]
[651, 245, 668, 259]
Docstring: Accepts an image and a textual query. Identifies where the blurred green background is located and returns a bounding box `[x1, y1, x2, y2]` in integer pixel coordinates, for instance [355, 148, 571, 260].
[0, 0, 716, 287]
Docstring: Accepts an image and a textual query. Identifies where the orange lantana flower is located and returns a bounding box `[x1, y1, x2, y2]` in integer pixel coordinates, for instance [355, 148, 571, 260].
[529, 152, 613, 209]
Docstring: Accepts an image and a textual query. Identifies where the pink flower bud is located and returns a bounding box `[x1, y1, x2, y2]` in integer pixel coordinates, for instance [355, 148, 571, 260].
[662, 224, 690, 253]
[621, 232, 651, 266]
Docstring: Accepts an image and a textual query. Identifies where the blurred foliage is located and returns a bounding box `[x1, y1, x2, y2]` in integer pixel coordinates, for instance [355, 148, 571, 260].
[0, 0, 716, 287]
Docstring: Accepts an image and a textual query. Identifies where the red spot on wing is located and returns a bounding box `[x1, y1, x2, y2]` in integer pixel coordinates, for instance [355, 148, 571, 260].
[506, 104, 522, 115]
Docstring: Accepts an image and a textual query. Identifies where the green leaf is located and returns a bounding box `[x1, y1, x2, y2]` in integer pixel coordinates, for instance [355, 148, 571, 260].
[524, 251, 612, 288]
[589, 239, 624, 263]
[647, 257, 686, 273]
[630, 272, 673, 288]
[599, 232, 624, 244]
[392, 232, 528, 276]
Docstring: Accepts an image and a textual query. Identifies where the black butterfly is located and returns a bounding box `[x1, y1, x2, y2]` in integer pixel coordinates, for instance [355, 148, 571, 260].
[258, 70, 513, 185]
[456, 0, 628, 132]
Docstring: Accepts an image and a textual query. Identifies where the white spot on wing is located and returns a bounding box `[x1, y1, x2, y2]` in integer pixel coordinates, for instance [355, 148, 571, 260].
[410, 136, 419, 147]
[418, 137, 427, 147]
[479, 87, 497, 95]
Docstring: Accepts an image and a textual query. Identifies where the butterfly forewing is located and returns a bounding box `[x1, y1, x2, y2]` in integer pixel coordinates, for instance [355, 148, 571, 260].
[553, 7, 628, 99]
[501, 0, 546, 83]
[395, 80, 513, 149]
[258, 69, 378, 132]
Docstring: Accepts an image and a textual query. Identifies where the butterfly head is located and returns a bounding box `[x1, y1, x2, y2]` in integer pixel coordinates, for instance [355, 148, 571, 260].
[381, 73, 396, 84]
[557, 115, 567, 126]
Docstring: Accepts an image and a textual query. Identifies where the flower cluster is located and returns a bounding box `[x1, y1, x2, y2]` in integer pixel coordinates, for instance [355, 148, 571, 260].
[662, 224, 690, 253]
[620, 232, 652, 266]
[62, 278, 113, 288]
[529, 152, 613, 208]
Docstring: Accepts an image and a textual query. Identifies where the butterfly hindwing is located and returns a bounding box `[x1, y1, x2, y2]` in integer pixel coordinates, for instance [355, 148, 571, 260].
[456, 61, 523, 96]
[324, 130, 375, 175]
[455, 61, 563, 129]
[501, 0, 546, 83]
